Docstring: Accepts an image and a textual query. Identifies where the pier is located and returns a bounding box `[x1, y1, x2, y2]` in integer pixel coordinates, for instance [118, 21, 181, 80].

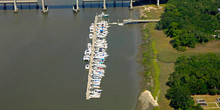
[86, 15, 98, 100]
[123, 19, 160, 24]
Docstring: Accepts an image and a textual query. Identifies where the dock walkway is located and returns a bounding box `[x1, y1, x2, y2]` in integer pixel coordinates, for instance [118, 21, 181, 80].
[123, 19, 160, 24]
[86, 15, 98, 100]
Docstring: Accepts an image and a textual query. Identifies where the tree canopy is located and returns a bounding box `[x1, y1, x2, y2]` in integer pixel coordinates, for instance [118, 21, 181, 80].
[157, 0, 220, 51]
[166, 54, 220, 110]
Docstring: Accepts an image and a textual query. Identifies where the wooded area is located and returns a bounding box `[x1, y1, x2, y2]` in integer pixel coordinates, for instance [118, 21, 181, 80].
[166, 54, 220, 110]
[157, 0, 220, 51]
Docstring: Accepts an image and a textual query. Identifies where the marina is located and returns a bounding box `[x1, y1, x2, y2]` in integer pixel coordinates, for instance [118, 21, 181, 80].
[84, 13, 110, 100]
[0, 2, 140, 109]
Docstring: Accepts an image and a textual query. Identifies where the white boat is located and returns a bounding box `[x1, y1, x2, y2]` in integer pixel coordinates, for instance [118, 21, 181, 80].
[94, 56, 105, 59]
[91, 83, 101, 86]
[85, 64, 89, 69]
[96, 69, 105, 73]
[91, 78, 101, 80]
[90, 26, 94, 32]
[92, 73, 104, 77]
[118, 23, 124, 26]
[92, 74, 103, 78]
[83, 56, 90, 61]
[92, 71, 104, 76]
[98, 12, 109, 18]
[89, 34, 93, 39]
[84, 49, 91, 56]
[91, 85, 100, 89]
[94, 89, 103, 92]
[91, 79, 102, 82]
[93, 64, 106, 68]
[89, 94, 101, 98]
[91, 81, 101, 85]
[88, 43, 91, 46]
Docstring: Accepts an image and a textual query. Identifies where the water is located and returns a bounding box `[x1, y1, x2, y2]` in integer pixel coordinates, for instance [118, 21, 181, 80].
[0, 1, 141, 110]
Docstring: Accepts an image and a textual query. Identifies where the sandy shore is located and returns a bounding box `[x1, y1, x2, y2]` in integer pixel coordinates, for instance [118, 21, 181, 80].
[136, 90, 158, 110]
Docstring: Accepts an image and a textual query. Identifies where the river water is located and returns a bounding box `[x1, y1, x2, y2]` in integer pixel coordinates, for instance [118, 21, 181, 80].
[0, 1, 141, 110]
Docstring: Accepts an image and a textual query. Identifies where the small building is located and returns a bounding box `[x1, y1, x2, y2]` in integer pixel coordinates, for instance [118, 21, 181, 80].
[196, 99, 207, 106]
[218, 8, 220, 13]
[217, 97, 220, 103]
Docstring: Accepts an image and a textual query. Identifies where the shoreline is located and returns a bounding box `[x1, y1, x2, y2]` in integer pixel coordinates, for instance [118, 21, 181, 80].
[134, 5, 163, 110]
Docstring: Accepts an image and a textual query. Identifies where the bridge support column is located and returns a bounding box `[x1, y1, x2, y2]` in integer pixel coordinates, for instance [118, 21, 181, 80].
[76, 0, 79, 11]
[103, 0, 106, 10]
[157, 0, 159, 6]
[13, 0, 18, 13]
[129, 0, 133, 10]
[41, 0, 48, 13]
[73, 0, 79, 12]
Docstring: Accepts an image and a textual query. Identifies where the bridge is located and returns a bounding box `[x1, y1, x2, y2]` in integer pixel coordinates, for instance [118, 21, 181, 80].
[0, 0, 47, 13]
[0, 0, 160, 13]
[0, 0, 37, 4]
[123, 19, 160, 24]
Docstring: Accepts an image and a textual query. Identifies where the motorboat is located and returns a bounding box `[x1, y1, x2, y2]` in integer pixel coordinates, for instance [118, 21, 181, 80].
[89, 94, 101, 98]
[83, 56, 90, 61]
[94, 89, 103, 92]
[85, 64, 89, 69]
[90, 26, 94, 32]
[91, 85, 101, 89]
[89, 34, 93, 39]
[84, 49, 91, 56]
[93, 64, 106, 68]
[91, 79, 102, 82]
[91, 81, 101, 85]
[98, 12, 109, 18]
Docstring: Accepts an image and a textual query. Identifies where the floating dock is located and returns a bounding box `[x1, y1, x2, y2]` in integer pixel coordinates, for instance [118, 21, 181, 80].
[84, 13, 109, 100]
[86, 15, 98, 100]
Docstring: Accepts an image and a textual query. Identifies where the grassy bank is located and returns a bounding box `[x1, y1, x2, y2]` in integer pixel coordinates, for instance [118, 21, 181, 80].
[137, 5, 220, 110]
[140, 27, 160, 99]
